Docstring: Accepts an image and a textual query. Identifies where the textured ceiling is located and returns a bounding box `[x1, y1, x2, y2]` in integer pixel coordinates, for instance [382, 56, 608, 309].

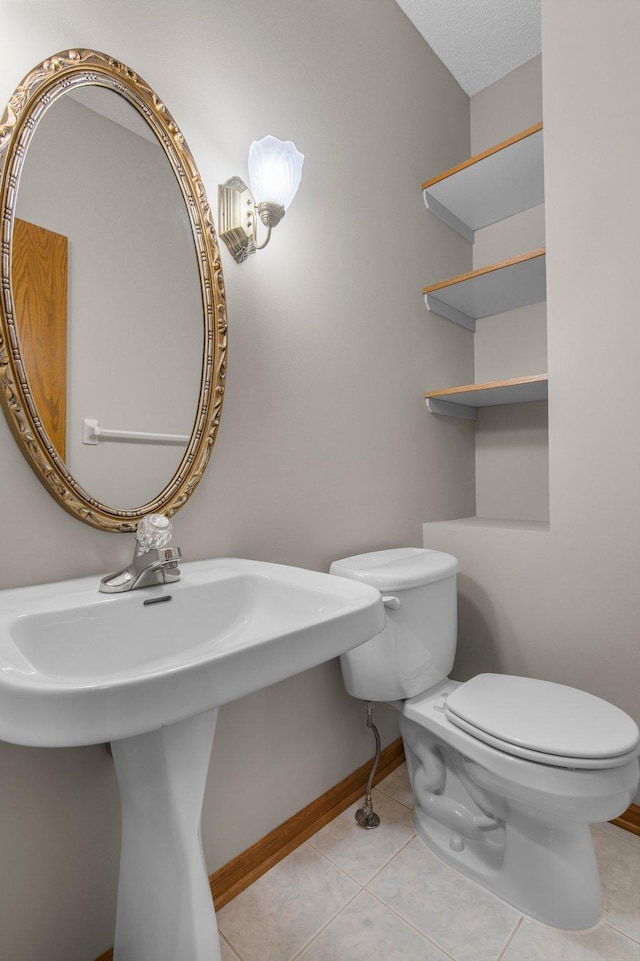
[393, 0, 541, 96]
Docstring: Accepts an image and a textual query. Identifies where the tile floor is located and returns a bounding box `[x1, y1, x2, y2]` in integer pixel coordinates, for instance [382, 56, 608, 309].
[216, 764, 640, 961]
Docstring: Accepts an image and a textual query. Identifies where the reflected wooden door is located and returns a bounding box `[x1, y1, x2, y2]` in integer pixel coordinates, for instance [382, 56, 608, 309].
[12, 218, 68, 459]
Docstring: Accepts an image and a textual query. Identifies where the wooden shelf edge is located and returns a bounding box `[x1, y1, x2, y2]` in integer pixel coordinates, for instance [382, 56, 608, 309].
[425, 375, 548, 418]
[421, 122, 543, 191]
[423, 248, 545, 296]
[426, 374, 548, 401]
[424, 516, 550, 534]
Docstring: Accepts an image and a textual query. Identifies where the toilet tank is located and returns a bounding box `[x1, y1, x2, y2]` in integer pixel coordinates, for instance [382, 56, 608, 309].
[330, 548, 459, 701]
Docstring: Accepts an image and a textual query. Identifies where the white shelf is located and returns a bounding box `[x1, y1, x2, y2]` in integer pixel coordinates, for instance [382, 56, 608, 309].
[423, 248, 546, 332]
[425, 374, 548, 420]
[422, 123, 544, 243]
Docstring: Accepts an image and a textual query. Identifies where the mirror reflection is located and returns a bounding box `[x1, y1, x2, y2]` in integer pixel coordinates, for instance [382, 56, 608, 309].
[14, 85, 203, 509]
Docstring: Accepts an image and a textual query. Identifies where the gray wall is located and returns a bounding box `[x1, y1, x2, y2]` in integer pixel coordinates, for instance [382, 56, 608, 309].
[0, 2, 472, 959]
[425, 1, 640, 790]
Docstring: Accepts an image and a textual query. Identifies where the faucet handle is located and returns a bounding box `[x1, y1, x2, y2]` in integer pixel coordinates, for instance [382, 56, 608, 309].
[136, 513, 173, 552]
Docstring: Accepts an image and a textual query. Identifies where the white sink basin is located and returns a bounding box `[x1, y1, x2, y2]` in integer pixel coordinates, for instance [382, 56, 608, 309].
[0, 557, 384, 748]
[1, 556, 384, 960]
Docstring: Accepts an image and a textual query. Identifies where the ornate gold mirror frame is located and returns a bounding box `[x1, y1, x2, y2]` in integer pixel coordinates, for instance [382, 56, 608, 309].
[0, 49, 227, 531]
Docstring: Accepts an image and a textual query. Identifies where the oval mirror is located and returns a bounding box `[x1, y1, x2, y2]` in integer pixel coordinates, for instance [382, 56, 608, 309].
[0, 50, 227, 531]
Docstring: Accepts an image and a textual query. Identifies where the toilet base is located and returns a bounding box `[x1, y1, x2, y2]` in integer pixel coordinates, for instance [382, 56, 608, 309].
[412, 797, 603, 929]
[401, 711, 608, 930]
[397, 678, 640, 930]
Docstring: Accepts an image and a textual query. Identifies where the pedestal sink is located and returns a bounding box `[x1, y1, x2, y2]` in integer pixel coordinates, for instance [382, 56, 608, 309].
[0, 558, 385, 961]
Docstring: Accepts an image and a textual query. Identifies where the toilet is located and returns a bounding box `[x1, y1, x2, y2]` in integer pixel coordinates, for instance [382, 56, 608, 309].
[330, 547, 640, 930]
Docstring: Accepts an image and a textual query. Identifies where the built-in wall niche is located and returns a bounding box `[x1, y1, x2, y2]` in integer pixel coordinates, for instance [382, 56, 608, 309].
[421, 123, 549, 527]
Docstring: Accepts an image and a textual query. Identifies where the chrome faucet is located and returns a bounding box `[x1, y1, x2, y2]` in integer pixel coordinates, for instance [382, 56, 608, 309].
[99, 514, 181, 594]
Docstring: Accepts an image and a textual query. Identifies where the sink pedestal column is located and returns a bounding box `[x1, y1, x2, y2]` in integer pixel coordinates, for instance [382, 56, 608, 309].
[111, 709, 221, 961]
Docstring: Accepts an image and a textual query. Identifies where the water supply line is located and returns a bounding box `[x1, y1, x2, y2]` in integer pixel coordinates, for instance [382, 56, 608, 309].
[355, 701, 381, 829]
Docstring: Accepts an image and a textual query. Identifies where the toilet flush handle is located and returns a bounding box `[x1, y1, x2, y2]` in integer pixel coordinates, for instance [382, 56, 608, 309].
[382, 595, 401, 610]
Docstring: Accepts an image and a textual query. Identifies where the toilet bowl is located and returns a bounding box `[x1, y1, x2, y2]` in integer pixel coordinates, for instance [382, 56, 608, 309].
[330, 548, 640, 929]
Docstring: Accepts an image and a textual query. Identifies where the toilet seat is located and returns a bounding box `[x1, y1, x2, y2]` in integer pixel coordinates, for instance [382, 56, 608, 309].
[444, 674, 640, 770]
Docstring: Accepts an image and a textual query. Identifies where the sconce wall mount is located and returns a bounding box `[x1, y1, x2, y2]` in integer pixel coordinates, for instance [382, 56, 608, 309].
[218, 175, 258, 263]
[218, 136, 303, 264]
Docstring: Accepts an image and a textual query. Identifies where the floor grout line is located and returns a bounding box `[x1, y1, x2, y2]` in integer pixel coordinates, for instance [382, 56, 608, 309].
[601, 919, 640, 945]
[373, 771, 416, 811]
[359, 832, 418, 886]
[592, 822, 640, 847]
[363, 887, 459, 961]
[495, 916, 524, 961]
[219, 931, 245, 961]
[302, 837, 372, 885]
[593, 823, 640, 853]
[288, 887, 363, 961]
[219, 931, 244, 961]
[219, 844, 365, 961]
[374, 792, 414, 811]
[306, 828, 418, 887]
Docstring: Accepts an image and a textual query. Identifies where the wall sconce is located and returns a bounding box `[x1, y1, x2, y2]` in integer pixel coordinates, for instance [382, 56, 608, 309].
[218, 135, 304, 264]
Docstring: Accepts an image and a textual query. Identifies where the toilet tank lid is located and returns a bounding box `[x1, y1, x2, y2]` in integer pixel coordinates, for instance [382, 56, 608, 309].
[330, 548, 458, 590]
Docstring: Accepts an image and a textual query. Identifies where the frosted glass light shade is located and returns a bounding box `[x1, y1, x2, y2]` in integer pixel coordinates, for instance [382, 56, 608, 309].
[248, 136, 304, 210]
